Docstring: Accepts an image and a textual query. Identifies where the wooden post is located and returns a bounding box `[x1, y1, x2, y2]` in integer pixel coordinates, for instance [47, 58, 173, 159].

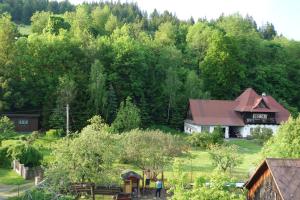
[66, 103, 70, 135]
[91, 184, 95, 200]
[142, 170, 145, 192]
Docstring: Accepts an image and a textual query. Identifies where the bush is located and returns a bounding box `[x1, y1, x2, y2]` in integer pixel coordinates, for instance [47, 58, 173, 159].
[187, 127, 224, 149]
[251, 127, 273, 144]
[46, 129, 64, 138]
[187, 132, 213, 148]
[0, 146, 12, 168]
[0, 116, 16, 139]
[8, 143, 43, 167]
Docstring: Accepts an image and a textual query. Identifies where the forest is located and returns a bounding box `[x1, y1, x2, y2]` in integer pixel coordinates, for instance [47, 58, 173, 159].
[0, 0, 300, 131]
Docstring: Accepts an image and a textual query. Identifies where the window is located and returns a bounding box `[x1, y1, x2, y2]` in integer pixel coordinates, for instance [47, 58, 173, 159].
[253, 114, 267, 119]
[18, 119, 29, 125]
[201, 126, 210, 132]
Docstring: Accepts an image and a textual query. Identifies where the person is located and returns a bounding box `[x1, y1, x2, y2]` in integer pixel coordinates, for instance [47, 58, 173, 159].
[155, 179, 163, 198]
[145, 169, 151, 188]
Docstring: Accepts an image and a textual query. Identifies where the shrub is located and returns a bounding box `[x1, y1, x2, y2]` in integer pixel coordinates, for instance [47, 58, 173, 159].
[46, 129, 64, 138]
[31, 131, 40, 140]
[187, 132, 213, 148]
[8, 143, 43, 167]
[187, 128, 224, 149]
[0, 146, 11, 168]
[0, 116, 15, 138]
[251, 127, 273, 144]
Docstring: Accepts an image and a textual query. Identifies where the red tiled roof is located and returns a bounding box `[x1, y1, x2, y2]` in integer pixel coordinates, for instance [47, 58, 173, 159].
[235, 88, 278, 112]
[188, 88, 290, 126]
[189, 100, 244, 126]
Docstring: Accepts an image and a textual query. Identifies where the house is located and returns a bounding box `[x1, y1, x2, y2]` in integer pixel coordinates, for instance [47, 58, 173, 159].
[3, 113, 40, 132]
[245, 158, 300, 200]
[184, 88, 290, 138]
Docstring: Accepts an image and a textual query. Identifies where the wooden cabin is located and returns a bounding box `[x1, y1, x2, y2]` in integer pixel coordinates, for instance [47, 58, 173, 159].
[4, 114, 40, 132]
[245, 158, 300, 200]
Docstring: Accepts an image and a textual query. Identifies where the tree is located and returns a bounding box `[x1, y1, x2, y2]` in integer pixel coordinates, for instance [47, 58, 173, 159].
[0, 13, 17, 66]
[121, 129, 186, 177]
[262, 116, 300, 158]
[184, 70, 210, 99]
[0, 116, 15, 138]
[209, 144, 242, 172]
[31, 11, 52, 34]
[259, 22, 277, 40]
[163, 67, 182, 123]
[89, 59, 107, 115]
[43, 16, 70, 35]
[111, 96, 141, 133]
[46, 119, 120, 191]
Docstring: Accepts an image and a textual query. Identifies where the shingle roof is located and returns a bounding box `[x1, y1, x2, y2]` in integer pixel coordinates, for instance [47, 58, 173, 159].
[245, 158, 300, 200]
[189, 100, 244, 126]
[188, 88, 290, 126]
[235, 88, 278, 112]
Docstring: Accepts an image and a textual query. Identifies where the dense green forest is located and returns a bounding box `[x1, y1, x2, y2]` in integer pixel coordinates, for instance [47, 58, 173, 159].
[0, 0, 300, 131]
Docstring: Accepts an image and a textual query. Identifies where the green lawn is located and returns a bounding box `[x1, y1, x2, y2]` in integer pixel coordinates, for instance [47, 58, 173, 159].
[162, 139, 262, 182]
[17, 24, 31, 35]
[118, 139, 262, 184]
[0, 168, 29, 185]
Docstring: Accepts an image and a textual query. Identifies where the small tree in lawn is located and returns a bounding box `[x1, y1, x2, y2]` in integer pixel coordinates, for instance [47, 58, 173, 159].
[121, 129, 186, 180]
[111, 96, 141, 133]
[209, 144, 242, 173]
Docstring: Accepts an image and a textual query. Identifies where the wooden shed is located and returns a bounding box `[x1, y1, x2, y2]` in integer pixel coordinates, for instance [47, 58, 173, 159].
[4, 114, 40, 132]
[245, 158, 300, 200]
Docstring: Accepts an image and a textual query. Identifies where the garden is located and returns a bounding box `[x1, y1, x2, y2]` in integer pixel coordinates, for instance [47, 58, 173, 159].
[0, 115, 266, 200]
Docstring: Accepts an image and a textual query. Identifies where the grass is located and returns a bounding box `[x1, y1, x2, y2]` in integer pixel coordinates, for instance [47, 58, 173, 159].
[0, 168, 29, 185]
[1, 134, 261, 187]
[0, 134, 59, 185]
[162, 139, 262, 182]
[17, 24, 31, 36]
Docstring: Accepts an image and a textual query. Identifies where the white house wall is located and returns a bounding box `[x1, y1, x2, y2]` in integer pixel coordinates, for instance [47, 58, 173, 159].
[240, 124, 279, 138]
[184, 122, 229, 138]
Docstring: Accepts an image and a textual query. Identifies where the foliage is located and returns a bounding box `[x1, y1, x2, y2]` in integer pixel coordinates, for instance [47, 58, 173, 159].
[45, 129, 64, 138]
[11, 188, 74, 200]
[121, 129, 187, 176]
[250, 127, 273, 144]
[0, 2, 299, 132]
[0, 146, 11, 168]
[0, 116, 15, 138]
[111, 96, 141, 133]
[209, 144, 242, 172]
[262, 116, 300, 158]
[187, 128, 224, 149]
[187, 172, 244, 200]
[170, 159, 244, 200]
[8, 142, 43, 167]
[46, 120, 120, 192]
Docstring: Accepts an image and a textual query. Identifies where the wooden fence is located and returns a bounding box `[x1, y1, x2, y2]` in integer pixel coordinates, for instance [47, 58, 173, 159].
[13, 160, 43, 180]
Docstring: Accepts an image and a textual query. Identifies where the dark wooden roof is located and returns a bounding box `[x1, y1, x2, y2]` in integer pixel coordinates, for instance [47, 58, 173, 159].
[2, 113, 40, 118]
[121, 170, 142, 180]
[245, 158, 300, 200]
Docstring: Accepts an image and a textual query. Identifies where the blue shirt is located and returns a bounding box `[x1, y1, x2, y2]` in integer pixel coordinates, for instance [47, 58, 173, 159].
[156, 181, 162, 189]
